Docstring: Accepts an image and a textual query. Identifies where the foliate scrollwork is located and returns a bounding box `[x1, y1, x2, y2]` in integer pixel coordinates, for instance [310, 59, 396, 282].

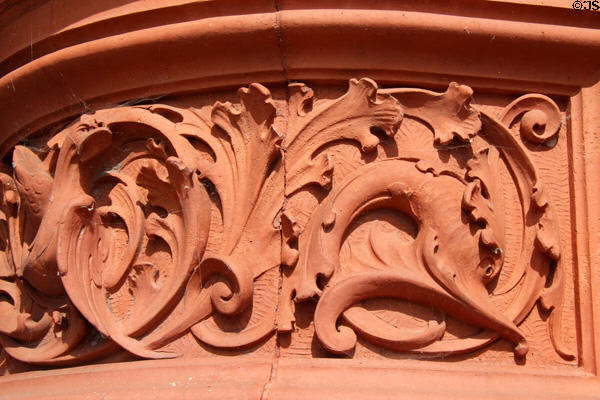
[282, 81, 572, 360]
[0, 86, 284, 363]
[499, 94, 562, 146]
[0, 78, 574, 367]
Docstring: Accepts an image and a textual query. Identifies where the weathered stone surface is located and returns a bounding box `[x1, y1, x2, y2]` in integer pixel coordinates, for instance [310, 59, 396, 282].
[1, 1, 599, 398]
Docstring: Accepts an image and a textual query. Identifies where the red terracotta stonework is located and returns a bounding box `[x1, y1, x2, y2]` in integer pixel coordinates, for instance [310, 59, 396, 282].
[0, 1, 600, 398]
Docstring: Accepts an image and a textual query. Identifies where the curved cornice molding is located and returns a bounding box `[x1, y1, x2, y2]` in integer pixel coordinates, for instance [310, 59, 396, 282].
[0, 1, 599, 155]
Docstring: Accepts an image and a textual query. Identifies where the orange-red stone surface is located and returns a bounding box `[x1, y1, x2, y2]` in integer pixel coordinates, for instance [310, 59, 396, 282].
[0, 1, 599, 398]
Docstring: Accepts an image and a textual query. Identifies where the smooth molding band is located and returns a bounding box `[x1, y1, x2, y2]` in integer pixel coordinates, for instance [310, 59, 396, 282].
[0, 1, 599, 155]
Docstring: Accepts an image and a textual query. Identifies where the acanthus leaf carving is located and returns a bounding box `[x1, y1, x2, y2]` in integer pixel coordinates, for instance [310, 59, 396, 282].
[0, 78, 574, 368]
[284, 78, 403, 196]
[185, 83, 283, 349]
[381, 82, 482, 145]
[462, 147, 506, 284]
[52, 110, 213, 359]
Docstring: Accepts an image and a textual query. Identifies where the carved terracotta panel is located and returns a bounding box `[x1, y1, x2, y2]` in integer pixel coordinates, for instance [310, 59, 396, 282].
[0, 1, 599, 398]
[0, 77, 577, 369]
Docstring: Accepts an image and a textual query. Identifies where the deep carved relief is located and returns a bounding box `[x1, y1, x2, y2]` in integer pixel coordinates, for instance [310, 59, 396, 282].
[0, 79, 574, 368]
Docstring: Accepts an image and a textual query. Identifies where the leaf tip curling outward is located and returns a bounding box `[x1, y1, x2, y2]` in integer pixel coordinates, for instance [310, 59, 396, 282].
[237, 83, 276, 126]
[382, 81, 481, 145]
